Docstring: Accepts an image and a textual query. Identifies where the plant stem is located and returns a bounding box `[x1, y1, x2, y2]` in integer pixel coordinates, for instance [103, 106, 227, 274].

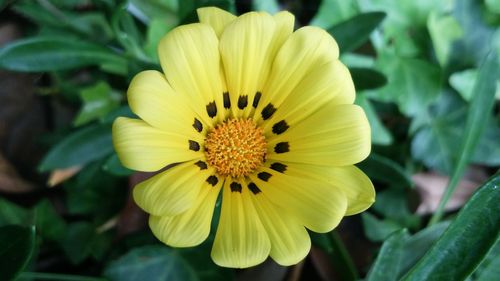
[428, 53, 498, 226]
[328, 231, 359, 281]
[18, 272, 108, 281]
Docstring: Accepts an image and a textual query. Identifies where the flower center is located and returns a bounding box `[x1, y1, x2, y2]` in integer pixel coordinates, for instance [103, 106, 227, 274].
[204, 119, 267, 178]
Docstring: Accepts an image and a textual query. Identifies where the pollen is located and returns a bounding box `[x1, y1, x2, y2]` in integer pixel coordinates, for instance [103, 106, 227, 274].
[204, 119, 267, 178]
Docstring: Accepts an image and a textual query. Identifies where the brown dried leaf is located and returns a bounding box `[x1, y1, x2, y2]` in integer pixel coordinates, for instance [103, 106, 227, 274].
[413, 167, 488, 215]
[47, 166, 82, 187]
[0, 152, 33, 193]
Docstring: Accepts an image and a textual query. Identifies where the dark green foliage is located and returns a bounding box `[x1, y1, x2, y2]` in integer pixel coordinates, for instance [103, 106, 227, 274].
[0, 0, 498, 280]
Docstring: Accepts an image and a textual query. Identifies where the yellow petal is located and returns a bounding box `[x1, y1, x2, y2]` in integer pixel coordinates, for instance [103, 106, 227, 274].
[249, 168, 347, 233]
[250, 189, 310, 266]
[211, 180, 271, 268]
[270, 11, 295, 58]
[127, 70, 207, 137]
[158, 23, 225, 124]
[254, 26, 340, 122]
[267, 103, 371, 166]
[330, 166, 375, 215]
[219, 12, 276, 118]
[260, 60, 355, 133]
[149, 177, 222, 247]
[133, 160, 214, 216]
[112, 117, 203, 172]
[267, 162, 375, 216]
[197, 7, 236, 37]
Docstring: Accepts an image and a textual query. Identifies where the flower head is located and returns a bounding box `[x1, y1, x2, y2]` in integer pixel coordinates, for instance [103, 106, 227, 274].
[113, 7, 375, 268]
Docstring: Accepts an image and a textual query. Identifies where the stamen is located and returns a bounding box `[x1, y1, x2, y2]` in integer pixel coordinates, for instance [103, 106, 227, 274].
[204, 119, 267, 178]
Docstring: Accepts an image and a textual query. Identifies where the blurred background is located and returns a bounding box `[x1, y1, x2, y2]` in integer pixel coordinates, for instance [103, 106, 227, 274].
[0, 0, 498, 280]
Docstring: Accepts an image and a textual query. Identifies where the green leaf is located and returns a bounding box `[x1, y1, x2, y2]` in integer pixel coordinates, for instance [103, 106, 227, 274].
[350, 67, 387, 90]
[309, 232, 358, 281]
[358, 0, 445, 56]
[128, 0, 178, 23]
[0, 37, 126, 74]
[366, 229, 410, 281]
[362, 213, 403, 242]
[252, 0, 280, 14]
[356, 95, 393, 145]
[104, 245, 200, 281]
[13, 2, 113, 42]
[60, 222, 96, 264]
[411, 91, 500, 173]
[450, 0, 496, 67]
[103, 154, 133, 176]
[74, 82, 121, 126]
[177, 0, 235, 24]
[65, 161, 125, 221]
[144, 17, 177, 61]
[358, 154, 412, 189]
[474, 238, 500, 280]
[449, 69, 500, 101]
[364, 222, 450, 280]
[476, 256, 500, 281]
[368, 52, 442, 116]
[328, 12, 386, 53]
[486, 0, 500, 14]
[34, 199, 67, 241]
[59, 222, 112, 264]
[39, 123, 113, 172]
[0, 225, 36, 280]
[402, 173, 500, 280]
[429, 52, 499, 224]
[427, 10, 463, 66]
[371, 189, 420, 229]
[176, 241, 234, 281]
[310, 0, 359, 28]
[398, 222, 450, 278]
[0, 199, 31, 227]
[341, 53, 376, 68]
[111, 5, 151, 63]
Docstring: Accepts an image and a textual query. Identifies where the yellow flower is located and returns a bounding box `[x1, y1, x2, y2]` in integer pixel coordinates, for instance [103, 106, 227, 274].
[113, 7, 375, 268]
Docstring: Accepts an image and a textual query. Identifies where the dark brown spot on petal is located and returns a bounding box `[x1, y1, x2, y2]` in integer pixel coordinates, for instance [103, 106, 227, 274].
[272, 120, 289, 135]
[253, 91, 262, 108]
[195, 160, 207, 170]
[270, 162, 287, 173]
[206, 175, 218, 186]
[193, 118, 203, 132]
[248, 182, 261, 194]
[230, 182, 242, 192]
[206, 102, 217, 118]
[274, 142, 289, 153]
[223, 92, 231, 109]
[238, 95, 248, 109]
[258, 172, 272, 181]
[261, 103, 276, 120]
[189, 140, 200, 151]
